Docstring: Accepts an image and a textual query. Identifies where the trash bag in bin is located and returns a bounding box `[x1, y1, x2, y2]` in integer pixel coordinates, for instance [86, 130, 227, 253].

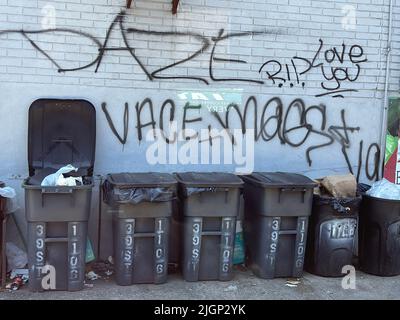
[103, 180, 175, 205]
[313, 195, 361, 214]
[305, 194, 361, 277]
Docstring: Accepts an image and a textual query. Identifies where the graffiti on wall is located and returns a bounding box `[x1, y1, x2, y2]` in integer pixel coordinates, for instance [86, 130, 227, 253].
[0, 11, 367, 98]
[259, 39, 367, 98]
[101, 96, 381, 181]
[0, 10, 378, 178]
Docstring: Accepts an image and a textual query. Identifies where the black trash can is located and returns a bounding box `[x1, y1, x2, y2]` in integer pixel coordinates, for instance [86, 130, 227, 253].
[175, 172, 243, 282]
[241, 172, 317, 279]
[359, 193, 400, 276]
[22, 99, 96, 292]
[305, 195, 361, 277]
[103, 172, 177, 285]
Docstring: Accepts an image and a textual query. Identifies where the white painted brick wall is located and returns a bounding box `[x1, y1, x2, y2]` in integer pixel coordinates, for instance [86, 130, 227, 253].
[0, 0, 398, 189]
[0, 0, 396, 98]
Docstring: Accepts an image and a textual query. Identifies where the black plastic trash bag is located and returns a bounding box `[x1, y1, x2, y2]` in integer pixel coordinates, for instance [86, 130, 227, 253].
[357, 183, 371, 194]
[103, 179, 176, 205]
[313, 194, 362, 214]
[184, 187, 221, 196]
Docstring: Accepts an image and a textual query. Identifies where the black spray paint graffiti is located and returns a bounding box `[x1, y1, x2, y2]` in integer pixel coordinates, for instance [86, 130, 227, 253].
[101, 96, 381, 181]
[259, 39, 367, 98]
[0, 11, 366, 97]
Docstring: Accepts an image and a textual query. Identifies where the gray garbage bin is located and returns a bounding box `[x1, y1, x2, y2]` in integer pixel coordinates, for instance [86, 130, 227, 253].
[103, 173, 177, 285]
[241, 172, 316, 279]
[22, 99, 96, 292]
[175, 172, 243, 282]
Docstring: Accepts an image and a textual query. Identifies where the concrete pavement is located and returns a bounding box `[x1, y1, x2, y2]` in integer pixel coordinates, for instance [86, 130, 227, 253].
[1, 269, 399, 300]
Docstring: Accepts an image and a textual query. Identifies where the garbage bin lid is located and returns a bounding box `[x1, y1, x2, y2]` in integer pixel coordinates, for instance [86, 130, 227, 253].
[28, 99, 96, 176]
[241, 172, 317, 188]
[175, 172, 243, 188]
[106, 172, 177, 188]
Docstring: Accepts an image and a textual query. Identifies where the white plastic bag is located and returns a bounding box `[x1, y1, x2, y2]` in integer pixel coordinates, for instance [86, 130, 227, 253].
[41, 164, 78, 186]
[6, 242, 28, 272]
[0, 186, 18, 214]
[0, 186, 16, 198]
[56, 175, 83, 187]
[366, 179, 400, 200]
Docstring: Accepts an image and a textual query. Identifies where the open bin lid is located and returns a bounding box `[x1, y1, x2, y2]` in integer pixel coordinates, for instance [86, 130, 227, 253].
[175, 172, 243, 188]
[28, 99, 96, 177]
[241, 172, 317, 189]
[106, 173, 177, 188]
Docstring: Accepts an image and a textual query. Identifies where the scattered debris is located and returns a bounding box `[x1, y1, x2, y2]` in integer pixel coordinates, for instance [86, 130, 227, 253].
[10, 269, 29, 282]
[86, 270, 100, 281]
[10, 268, 28, 279]
[6, 270, 29, 291]
[104, 270, 113, 277]
[285, 278, 301, 288]
[84, 283, 94, 288]
[233, 264, 247, 272]
[89, 259, 115, 280]
[224, 285, 238, 292]
[6, 277, 23, 291]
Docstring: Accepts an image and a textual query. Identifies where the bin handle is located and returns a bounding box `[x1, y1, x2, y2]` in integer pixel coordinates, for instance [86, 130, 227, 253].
[41, 188, 74, 194]
[41, 188, 75, 208]
[278, 188, 307, 203]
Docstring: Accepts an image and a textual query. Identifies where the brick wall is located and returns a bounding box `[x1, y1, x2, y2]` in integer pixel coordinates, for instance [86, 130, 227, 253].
[0, 0, 398, 180]
[0, 0, 396, 96]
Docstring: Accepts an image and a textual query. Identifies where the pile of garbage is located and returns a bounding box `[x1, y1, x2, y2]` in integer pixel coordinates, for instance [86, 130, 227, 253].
[313, 174, 360, 213]
[314, 174, 357, 198]
[314, 173, 400, 203]
[5, 243, 28, 291]
[85, 256, 114, 284]
[365, 179, 400, 200]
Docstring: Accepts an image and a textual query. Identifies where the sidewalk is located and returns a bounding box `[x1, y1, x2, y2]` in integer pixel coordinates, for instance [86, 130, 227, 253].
[1, 269, 399, 300]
